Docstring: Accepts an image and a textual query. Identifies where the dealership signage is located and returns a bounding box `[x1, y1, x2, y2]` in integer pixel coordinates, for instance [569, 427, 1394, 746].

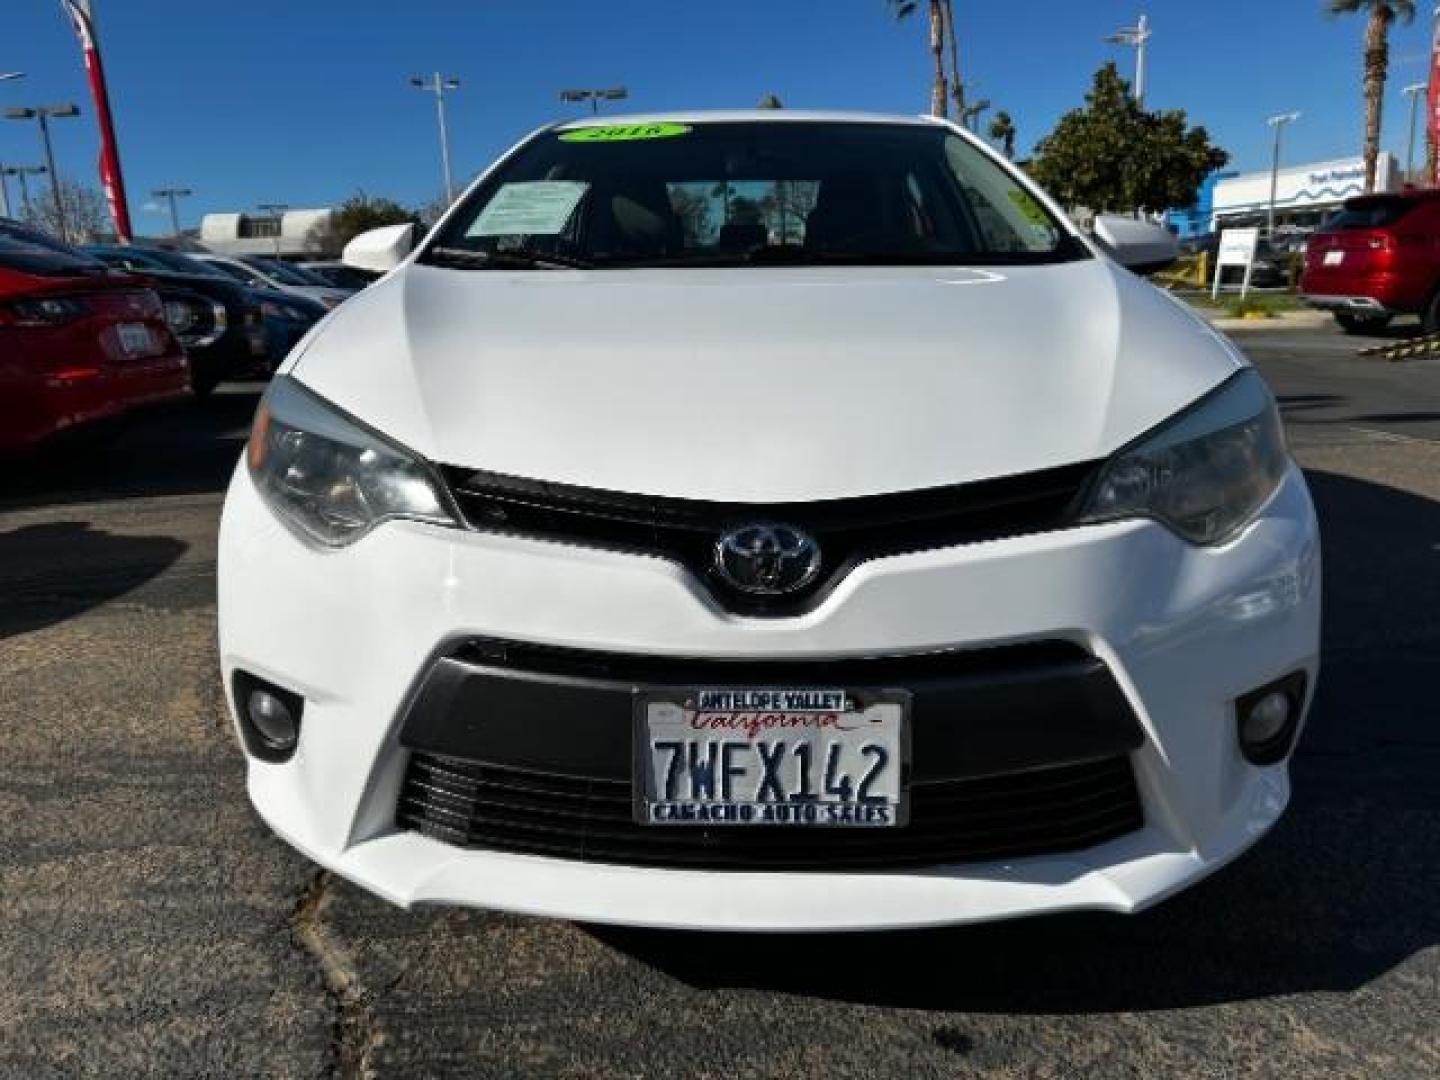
[1210, 155, 1396, 225]
[1212, 227, 1260, 299]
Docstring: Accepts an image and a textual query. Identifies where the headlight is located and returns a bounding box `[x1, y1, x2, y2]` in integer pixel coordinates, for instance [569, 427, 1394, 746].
[1078, 369, 1288, 545]
[248, 376, 456, 547]
[163, 297, 201, 333]
[163, 297, 228, 347]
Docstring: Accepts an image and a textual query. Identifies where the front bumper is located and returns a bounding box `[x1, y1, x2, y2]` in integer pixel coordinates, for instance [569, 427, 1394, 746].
[218, 463, 1321, 931]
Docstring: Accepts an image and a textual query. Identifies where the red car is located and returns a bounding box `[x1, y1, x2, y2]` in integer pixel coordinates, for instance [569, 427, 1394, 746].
[0, 220, 190, 454]
[1301, 189, 1440, 334]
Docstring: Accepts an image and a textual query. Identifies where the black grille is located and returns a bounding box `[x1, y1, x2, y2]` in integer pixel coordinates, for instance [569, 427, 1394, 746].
[397, 751, 1143, 872]
[440, 462, 1098, 614]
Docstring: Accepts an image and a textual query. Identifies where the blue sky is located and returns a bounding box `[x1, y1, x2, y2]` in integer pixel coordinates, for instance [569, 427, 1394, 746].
[3, 1, 1436, 234]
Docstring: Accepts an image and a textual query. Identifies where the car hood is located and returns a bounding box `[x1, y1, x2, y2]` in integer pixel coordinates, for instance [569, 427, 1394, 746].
[287, 285, 351, 305]
[288, 260, 1244, 502]
[250, 287, 325, 316]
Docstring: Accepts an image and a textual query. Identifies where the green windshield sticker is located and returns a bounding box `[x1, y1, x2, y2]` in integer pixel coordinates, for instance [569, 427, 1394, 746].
[559, 122, 692, 143]
[1007, 189, 1052, 229]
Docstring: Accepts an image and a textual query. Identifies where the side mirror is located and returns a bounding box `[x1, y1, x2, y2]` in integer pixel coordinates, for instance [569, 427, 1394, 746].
[1090, 214, 1179, 276]
[342, 223, 416, 275]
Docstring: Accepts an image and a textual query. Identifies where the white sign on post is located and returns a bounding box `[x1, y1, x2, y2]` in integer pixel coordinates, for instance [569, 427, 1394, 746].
[1212, 227, 1260, 300]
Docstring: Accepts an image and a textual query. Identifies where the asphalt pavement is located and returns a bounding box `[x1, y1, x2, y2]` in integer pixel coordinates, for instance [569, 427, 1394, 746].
[2, 325, 1438, 1078]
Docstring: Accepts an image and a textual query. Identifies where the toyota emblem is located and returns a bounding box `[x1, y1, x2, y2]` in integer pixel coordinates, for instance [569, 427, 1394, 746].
[714, 524, 822, 596]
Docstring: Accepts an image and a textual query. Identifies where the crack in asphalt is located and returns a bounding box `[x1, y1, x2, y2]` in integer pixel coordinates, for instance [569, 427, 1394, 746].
[290, 870, 384, 1080]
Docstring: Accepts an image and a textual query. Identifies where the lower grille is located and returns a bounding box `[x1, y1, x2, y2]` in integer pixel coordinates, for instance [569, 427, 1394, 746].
[397, 751, 1143, 872]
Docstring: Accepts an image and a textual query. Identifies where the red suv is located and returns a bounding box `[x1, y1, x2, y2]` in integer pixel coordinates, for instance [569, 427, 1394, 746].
[1302, 190, 1440, 334]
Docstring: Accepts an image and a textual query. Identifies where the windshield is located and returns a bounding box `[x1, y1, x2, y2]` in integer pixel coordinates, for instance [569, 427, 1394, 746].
[139, 247, 231, 277]
[425, 120, 1084, 268]
[243, 257, 327, 286]
[205, 259, 265, 286]
[1326, 198, 1416, 231]
[86, 247, 170, 272]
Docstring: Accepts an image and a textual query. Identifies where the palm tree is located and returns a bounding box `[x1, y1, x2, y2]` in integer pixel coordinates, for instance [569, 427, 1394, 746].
[988, 111, 1017, 158]
[1328, 0, 1417, 192]
[890, 1, 949, 117]
[943, 0, 964, 118]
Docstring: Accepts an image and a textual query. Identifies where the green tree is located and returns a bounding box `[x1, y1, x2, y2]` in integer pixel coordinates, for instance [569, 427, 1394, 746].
[1327, 0, 1416, 192]
[306, 192, 419, 255]
[757, 93, 784, 109]
[987, 110, 1017, 158]
[1029, 63, 1229, 213]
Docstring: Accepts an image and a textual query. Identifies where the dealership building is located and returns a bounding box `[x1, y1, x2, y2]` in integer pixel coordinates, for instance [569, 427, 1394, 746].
[199, 207, 338, 258]
[1166, 153, 1400, 237]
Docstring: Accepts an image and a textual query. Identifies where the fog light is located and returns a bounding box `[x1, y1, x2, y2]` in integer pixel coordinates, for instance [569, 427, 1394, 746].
[1236, 673, 1307, 765]
[1243, 692, 1290, 743]
[248, 690, 297, 748]
[232, 671, 305, 762]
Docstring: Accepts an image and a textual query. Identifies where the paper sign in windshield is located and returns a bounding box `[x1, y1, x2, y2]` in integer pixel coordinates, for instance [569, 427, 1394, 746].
[468, 181, 590, 236]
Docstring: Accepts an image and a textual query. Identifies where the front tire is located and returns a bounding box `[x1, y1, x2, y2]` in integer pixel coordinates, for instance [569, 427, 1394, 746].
[1422, 292, 1440, 335]
[1334, 311, 1393, 335]
[190, 370, 224, 402]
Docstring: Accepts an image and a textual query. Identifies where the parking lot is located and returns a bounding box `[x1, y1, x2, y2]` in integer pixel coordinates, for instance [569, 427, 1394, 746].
[2, 325, 1438, 1078]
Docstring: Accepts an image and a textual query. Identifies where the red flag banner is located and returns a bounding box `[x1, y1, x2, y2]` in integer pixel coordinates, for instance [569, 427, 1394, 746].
[60, 0, 133, 241]
[1429, 8, 1440, 187]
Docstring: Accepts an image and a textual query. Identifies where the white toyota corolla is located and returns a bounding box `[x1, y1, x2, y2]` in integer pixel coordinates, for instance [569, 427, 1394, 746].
[219, 111, 1321, 931]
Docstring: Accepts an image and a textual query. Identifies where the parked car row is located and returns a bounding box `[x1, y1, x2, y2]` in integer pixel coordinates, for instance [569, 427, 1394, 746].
[196, 253, 354, 308]
[82, 245, 330, 394]
[0, 218, 363, 455]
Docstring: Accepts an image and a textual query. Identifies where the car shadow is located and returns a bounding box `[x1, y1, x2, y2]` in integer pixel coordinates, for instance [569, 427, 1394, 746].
[0, 521, 188, 639]
[0, 384, 262, 513]
[1276, 393, 1347, 419]
[588, 469, 1440, 1012]
[1277, 394, 1440, 433]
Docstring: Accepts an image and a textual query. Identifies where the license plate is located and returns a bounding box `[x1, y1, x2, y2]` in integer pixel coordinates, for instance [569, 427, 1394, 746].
[1323, 250, 1344, 266]
[116, 322, 156, 356]
[635, 688, 909, 827]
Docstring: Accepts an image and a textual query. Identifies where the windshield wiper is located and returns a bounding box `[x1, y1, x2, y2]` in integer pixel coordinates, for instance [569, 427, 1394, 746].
[424, 246, 593, 270]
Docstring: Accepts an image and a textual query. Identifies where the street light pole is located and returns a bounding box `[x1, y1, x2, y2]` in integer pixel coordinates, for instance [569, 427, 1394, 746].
[257, 202, 288, 260]
[1404, 82, 1427, 182]
[559, 87, 629, 116]
[1266, 111, 1301, 238]
[152, 186, 192, 238]
[410, 73, 460, 205]
[1105, 14, 1151, 108]
[5, 105, 81, 240]
[4, 166, 47, 217]
[0, 73, 20, 217]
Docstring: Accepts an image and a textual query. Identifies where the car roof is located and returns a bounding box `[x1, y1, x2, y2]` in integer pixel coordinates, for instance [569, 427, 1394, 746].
[551, 109, 948, 132]
[1345, 189, 1440, 208]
